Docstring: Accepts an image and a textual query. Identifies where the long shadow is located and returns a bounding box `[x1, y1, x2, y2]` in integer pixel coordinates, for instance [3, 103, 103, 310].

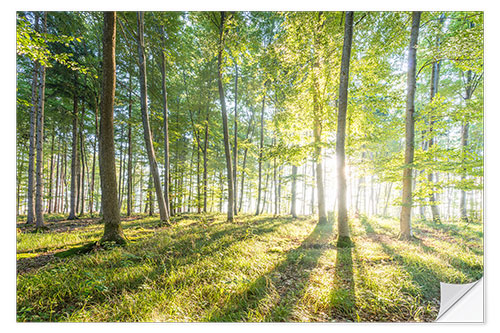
[207, 219, 334, 322]
[328, 245, 356, 321]
[20, 216, 302, 321]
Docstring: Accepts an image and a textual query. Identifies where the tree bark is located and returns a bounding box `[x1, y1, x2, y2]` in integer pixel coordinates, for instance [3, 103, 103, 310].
[400, 11, 421, 239]
[99, 11, 125, 244]
[136, 11, 168, 223]
[26, 13, 39, 225]
[68, 89, 79, 220]
[159, 26, 171, 220]
[35, 12, 47, 229]
[428, 46, 442, 223]
[290, 165, 298, 217]
[336, 11, 354, 246]
[89, 97, 98, 215]
[255, 93, 266, 215]
[232, 60, 238, 215]
[216, 12, 235, 222]
[47, 128, 55, 214]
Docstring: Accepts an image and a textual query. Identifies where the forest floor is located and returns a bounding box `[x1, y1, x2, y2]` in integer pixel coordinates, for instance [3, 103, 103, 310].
[16, 212, 483, 322]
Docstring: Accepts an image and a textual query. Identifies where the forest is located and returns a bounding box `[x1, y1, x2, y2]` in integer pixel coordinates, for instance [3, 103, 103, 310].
[16, 11, 483, 322]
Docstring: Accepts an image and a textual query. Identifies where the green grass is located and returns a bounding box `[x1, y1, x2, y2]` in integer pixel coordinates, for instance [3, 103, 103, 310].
[16, 213, 483, 322]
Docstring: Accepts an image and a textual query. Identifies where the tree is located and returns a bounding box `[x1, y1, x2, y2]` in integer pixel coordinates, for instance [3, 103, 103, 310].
[99, 11, 126, 244]
[136, 11, 169, 224]
[26, 13, 40, 226]
[400, 11, 421, 240]
[336, 11, 354, 247]
[35, 12, 47, 229]
[216, 12, 235, 222]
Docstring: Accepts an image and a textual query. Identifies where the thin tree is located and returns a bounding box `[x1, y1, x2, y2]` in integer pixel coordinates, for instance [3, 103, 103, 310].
[255, 91, 266, 215]
[68, 87, 79, 220]
[290, 165, 298, 218]
[35, 11, 47, 229]
[216, 11, 235, 222]
[159, 24, 171, 220]
[136, 11, 169, 223]
[336, 11, 354, 247]
[99, 11, 126, 244]
[400, 11, 421, 239]
[26, 12, 40, 225]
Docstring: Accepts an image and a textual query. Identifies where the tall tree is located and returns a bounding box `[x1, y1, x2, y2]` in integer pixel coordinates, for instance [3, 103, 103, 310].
[26, 12, 39, 225]
[99, 11, 126, 244]
[400, 11, 421, 239]
[255, 92, 266, 215]
[136, 11, 169, 223]
[35, 11, 47, 229]
[336, 11, 354, 247]
[159, 24, 171, 221]
[216, 11, 235, 222]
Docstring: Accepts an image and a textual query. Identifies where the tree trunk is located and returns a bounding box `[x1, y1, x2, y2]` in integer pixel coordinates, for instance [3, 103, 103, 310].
[216, 12, 235, 222]
[311, 13, 326, 224]
[428, 44, 442, 223]
[26, 13, 39, 225]
[35, 12, 47, 229]
[136, 11, 168, 223]
[54, 138, 61, 214]
[79, 115, 87, 216]
[232, 60, 238, 215]
[99, 11, 125, 244]
[68, 88, 79, 220]
[89, 97, 98, 215]
[47, 128, 55, 214]
[159, 28, 171, 220]
[400, 11, 421, 239]
[290, 165, 298, 218]
[203, 109, 209, 212]
[255, 93, 266, 215]
[336, 11, 354, 246]
[127, 88, 133, 217]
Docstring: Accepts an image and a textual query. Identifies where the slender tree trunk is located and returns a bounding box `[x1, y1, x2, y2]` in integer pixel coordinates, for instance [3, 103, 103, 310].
[203, 109, 209, 212]
[89, 97, 98, 215]
[301, 164, 307, 215]
[35, 12, 47, 229]
[290, 165, 298, 217]
[79, 118, 86, 216]
[400, 11, 421, 239]
[336, 11, 354, 246]
[148, 174, 154, 216]
[255, 93, 266, 215]
[311, 161, 316, 215]
[216, 12, 235, 222]
[68, 88, 79, 220]
[232, 60, 238, 215]
[159, 29, 171, 220]
[127, 88, 133, 217]
[47, 128, 55, 214]
[311, 13, 326, 224]
[54, 139, 61, 214]
[27, 13, 39, 225]
[117, 138, 124, 210]
[428, 49, 442, 223]
[136, 11, 168, 223]
[99, 11, 125, 243]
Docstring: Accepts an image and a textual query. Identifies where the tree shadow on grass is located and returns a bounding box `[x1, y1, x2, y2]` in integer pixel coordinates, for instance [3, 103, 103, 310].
[327, 244, 356, 321]
[207, 218, 334, 322]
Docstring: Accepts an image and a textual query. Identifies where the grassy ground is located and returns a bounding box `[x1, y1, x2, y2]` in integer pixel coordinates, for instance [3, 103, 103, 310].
[16, 212, 483, 322]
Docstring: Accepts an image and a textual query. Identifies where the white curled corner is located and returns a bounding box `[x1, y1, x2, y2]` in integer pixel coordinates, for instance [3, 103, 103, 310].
[435, 277, 484, 322]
